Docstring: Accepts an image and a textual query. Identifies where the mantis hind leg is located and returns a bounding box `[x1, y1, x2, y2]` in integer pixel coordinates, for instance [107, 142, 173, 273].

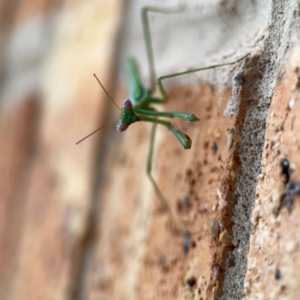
[146, 123, 177, 228]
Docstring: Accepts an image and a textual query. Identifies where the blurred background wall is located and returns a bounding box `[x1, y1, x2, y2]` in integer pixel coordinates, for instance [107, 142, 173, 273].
[0, 1, 122, 299]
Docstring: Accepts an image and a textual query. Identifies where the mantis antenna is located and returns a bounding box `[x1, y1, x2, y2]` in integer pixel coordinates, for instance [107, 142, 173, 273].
[93, 74, 120, 110]
[76, 74, 119, 145]
[76, 120, 117, 145]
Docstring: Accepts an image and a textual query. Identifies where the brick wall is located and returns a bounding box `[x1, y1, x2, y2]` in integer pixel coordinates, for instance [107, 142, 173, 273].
[1, 1, 299, 300]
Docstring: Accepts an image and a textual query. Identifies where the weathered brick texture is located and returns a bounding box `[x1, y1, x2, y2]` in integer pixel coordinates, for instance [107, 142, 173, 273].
[1, 1, 300, 300]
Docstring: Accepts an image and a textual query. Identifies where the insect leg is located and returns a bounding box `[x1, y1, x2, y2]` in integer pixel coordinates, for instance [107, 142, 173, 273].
[142, 5, 185, 92]
[134, 107, 199, 122]
[146, 123, 177, 228]
[157, 54, 250, 98]
[140, 116, 192, 149]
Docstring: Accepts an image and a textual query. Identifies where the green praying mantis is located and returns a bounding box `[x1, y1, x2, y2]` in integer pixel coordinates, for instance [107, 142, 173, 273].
[76, 5, 249, 227]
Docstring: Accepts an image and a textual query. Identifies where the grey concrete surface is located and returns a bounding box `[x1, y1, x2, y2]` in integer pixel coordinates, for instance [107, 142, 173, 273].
[118, 0, 271, 88]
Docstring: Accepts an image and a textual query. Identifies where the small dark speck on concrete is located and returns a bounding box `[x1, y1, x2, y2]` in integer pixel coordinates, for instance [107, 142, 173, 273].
[183, 196, 191, 213]
[212, 141, 218, 154]
[280, 158, 291, 184]
[212, 264, 222, 277]
[186, 276, 197, 288]
[210, 219, 219, 238]
[186, 169, 193, 177]
[183, 231, 192, 256]
[275, 268, 281, 280]
[278, 181, 300, 214]
[234, 73, 245, 85]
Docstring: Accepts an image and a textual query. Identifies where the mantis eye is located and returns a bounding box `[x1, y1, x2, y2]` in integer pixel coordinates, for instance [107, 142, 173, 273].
[122, 98, 133, 109]
[117, 123, 129, 132]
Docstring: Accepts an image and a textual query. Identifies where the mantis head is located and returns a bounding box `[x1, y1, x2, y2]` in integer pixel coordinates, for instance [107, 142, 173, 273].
[117, 99, 140, 132]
